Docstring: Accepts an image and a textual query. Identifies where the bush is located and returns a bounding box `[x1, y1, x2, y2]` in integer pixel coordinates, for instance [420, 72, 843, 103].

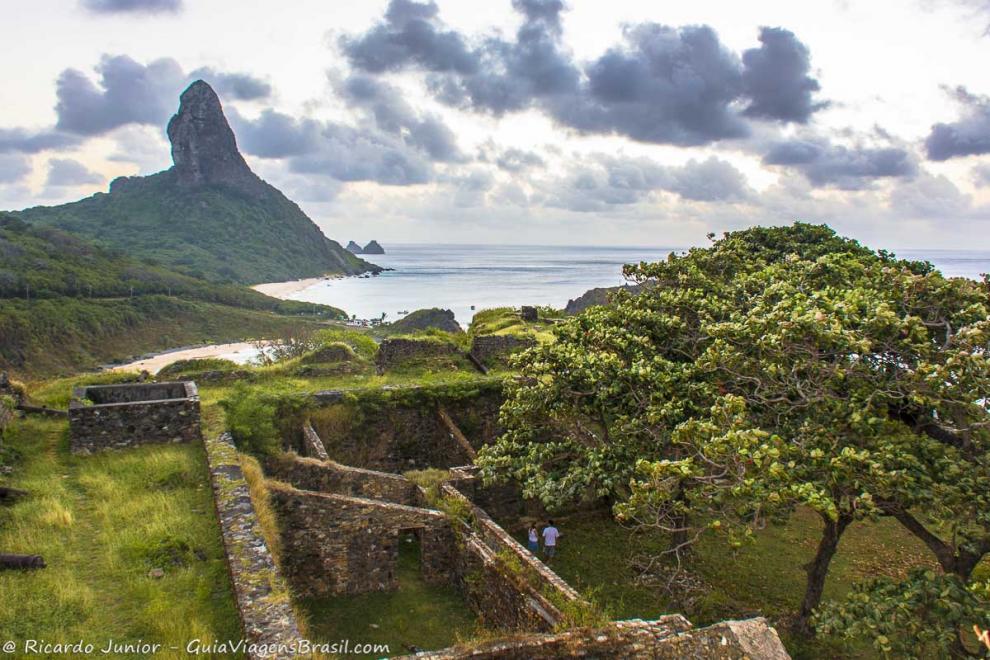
[221, 383, 281, 456]
[157, 358, 240, 380]
[312, 327, 378, 360]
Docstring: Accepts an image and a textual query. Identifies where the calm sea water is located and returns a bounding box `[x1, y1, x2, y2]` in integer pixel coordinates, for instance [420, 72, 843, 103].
[286, 245, 990, 325]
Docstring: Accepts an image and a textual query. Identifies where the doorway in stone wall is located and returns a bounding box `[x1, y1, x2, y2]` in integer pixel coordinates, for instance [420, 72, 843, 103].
[397, 527, 423, 586]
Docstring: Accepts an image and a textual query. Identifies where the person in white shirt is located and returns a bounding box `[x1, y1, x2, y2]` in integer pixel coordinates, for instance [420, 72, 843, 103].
[542, 520, 560, 559]
[527, 525, 539, 553]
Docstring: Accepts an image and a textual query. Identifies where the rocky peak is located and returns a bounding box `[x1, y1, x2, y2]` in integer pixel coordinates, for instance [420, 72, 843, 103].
[346, 241, 364, 254]
[167, 80, 259, 193]
[362, 240, 385, 254]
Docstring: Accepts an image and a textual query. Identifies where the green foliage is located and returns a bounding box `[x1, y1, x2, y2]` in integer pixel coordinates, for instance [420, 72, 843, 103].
[468, 306, 560, 342]
[815, 569, 990, 658]
[157, 358, 240, 380]
[221, 383, 283, 456]
[311, 327, 379, 360]
[0, 213, 343, 316]
[0, 296, 322, 377]
[386, 308, 463, 335]
[13, 172, 372, 284]
[477, 222, 990, 641]
[403, 468, 452, 505]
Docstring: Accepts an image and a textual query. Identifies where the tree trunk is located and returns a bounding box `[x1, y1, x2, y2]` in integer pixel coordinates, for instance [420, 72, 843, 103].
[798, 513, 852, 632]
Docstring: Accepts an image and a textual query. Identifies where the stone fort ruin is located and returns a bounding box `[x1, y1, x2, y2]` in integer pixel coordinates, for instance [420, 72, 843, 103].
[69, 371, 790, 658]
[68, 381, 200, 454]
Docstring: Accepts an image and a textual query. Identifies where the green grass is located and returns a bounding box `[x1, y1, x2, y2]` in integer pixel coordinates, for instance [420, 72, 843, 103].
[298, 532, 478, 658]
[509, 508, 935, 659]
[468, 307, 560, 343]
[0, 417, 241, 656]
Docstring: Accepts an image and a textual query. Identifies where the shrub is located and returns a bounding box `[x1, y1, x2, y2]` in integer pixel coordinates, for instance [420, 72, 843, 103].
[221, 383, 281, 456]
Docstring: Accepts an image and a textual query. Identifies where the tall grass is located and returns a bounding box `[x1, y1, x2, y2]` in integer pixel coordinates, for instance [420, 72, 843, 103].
[0, 418, 241, 653]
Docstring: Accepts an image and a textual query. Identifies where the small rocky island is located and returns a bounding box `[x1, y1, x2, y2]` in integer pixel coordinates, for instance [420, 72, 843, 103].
[346, 240, 386, 255]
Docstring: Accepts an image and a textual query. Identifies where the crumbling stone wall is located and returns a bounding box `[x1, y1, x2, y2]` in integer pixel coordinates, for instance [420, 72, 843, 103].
[469, 335, 536, 368]
[205, 434, 304, 660]
[306, 388, 503, 472]
[68, 381, 200, 454]
[397, 615, 791, 659]
[265, 453, 424, 506]
[375, 338, 462, 373]
[301, 421, 329, 460]
[269, 483, 455, 597]
[442, 484, 580, 610]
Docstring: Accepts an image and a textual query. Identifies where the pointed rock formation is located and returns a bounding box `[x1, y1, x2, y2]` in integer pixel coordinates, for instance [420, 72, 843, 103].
[346, 241, 364, 254]
[167, 80, 262, 194]
[18, 80, 380, 284]
[362, 240, 385, 254]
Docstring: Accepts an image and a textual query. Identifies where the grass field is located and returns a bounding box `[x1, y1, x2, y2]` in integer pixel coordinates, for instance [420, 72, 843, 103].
[0, 416, 241, 658]
[507, 508, 936, 659]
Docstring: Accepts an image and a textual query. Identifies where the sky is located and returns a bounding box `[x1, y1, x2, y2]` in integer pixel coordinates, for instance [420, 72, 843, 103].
[2, 0, 990, 250]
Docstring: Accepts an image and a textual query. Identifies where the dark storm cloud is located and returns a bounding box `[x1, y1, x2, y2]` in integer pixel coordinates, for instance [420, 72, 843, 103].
[0, 128, 82, 154]
[924, 86, 990, 160]
[55, 55, 186, 135]
[741, 27, 825, 122]
[341, 75, 462, 161]
[0, 155, 31, 184]
[556, 24, 747, 145]
[50, 56, 275, 138]
[228, 107, 435, 186]
[81, 0, 181, 13]
[46, 158, 104, 186]
[763, 137, 917, 189]
[189, 68, 272, 101]
[227, 109, 321, 158]
[343, 2, 824, 146]
[339, 0, 479, 75]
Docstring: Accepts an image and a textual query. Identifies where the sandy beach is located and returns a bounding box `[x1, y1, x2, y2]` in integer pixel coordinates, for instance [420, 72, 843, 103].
[111, 341, 261, 374]
[251, 277, 326, 299]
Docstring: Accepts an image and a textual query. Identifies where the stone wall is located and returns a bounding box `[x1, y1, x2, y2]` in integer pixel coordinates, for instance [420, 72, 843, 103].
[469, 335, 536, 368]
[68, 381, 201, 454]
[398, 615, 791, 659]
[443, 484, 581, 605]
[375, 338, 462, 373]
[205, 434, 304, 660]
[269, 483, 455, 597]
[265, 453, 424, 506]
[301, 421, 329, 460]
[306, 388, 503, 472]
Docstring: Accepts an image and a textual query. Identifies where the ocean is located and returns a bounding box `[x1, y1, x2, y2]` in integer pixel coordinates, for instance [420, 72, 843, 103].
[285, 244, 990, 326]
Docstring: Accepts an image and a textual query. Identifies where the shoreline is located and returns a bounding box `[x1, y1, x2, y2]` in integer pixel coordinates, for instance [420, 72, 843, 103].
[109, 341, 261, 374]
[251, 276, 329, 299]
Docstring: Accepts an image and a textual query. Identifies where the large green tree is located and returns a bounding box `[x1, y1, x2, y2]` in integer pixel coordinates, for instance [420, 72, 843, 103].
[477, 223, 990, 651]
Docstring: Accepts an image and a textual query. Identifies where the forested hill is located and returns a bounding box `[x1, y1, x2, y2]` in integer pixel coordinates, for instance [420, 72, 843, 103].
[14, 80, 377, 285]
[0, 214, 344, 377]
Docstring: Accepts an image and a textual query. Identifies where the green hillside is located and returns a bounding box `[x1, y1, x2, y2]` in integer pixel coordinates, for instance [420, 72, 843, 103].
[15, 171, 371, 284]
[13, 80, 377, 285]
[0, 215, 343, 377]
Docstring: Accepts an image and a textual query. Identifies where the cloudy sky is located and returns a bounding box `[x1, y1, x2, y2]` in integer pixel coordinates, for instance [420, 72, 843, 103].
[2, 0, 990, 249]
